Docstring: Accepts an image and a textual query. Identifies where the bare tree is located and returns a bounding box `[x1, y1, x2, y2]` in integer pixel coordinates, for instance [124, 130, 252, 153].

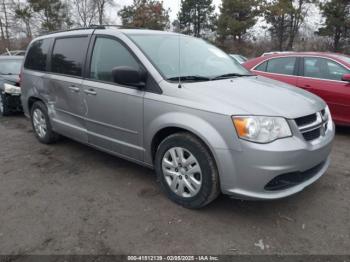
[0, 18, 5, 40]
[287, 0, 314, 50]
[96, 0, 114, 25]
[73, 0, 98, 27]
[1, 0, 10, 40]
[14, 2, 33, 37]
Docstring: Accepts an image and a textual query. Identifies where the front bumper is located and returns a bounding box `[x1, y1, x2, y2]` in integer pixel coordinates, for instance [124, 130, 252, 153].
[216, 121, 335, 200]
[1, 84, 22, 111]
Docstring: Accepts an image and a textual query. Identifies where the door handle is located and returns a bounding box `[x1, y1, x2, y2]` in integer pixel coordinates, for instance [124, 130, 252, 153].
[84, 89, 97, 95]
[68, 85, 80, 92]
[303, 84, 311, 88]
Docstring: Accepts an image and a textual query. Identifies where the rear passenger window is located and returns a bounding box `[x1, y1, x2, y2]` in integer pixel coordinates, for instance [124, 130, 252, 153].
[51, 37, 88, 77]
[90, 37, 140, 83]
[24, 39, 51, 71]
[266, 57, 296, 75]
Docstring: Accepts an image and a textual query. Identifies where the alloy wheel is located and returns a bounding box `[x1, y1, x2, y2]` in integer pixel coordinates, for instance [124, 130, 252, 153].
[33, 108, 47, 138]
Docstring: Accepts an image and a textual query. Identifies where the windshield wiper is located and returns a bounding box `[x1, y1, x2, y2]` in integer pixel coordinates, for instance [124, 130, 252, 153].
[167, 75, 211, 82]
[211, 73, 254, 80]
[0, 72, 13, 75]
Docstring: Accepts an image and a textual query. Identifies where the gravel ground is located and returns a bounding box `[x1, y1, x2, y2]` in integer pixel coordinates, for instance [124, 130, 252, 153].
[0, 114, 349, 255]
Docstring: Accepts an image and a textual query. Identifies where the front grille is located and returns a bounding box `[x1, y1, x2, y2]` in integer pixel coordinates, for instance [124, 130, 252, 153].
[265, 161, 326, 191]
[295, 110, 328, 142]
[295, 114, 317, 126]
[303, 128, 321, 141]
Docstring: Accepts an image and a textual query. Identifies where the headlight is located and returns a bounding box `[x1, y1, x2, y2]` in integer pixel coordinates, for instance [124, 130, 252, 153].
[4, 83, 21, 94]
[232, 116, 292, 143]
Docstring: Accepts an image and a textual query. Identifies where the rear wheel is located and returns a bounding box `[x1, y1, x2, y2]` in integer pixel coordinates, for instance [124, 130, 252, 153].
[30, 101, 59, 144]
[0, 93, 10, 116]
[155, 132, 220, 209]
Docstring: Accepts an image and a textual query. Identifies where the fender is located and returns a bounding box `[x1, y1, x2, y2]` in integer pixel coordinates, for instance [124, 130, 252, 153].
[144, 111, 240, 165]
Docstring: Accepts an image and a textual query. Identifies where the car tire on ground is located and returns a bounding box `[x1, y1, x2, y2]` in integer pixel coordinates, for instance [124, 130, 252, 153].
[155, 132, 220, 209]
[0, 92, 10, 116]
[30, 101, 59, 144]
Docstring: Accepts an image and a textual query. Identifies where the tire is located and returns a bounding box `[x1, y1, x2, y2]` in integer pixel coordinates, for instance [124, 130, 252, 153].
[155, 132, 220, 209]
[0, 92, 10, 116]
[30, 101, 59, 144]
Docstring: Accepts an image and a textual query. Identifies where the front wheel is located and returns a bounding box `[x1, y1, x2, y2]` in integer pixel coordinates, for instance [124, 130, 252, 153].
[155, 133, 220, 209]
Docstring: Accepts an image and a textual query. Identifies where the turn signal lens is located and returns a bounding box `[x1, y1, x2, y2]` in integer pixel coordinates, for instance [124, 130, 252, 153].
[233, 118, 248, 137]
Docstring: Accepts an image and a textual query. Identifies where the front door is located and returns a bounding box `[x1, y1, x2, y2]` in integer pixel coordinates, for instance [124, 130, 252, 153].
[297, 57, 350, 124]
[82, 36, 145, 161]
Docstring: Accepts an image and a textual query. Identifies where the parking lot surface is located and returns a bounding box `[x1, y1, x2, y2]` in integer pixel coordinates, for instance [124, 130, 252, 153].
[0, 115, 349, 255]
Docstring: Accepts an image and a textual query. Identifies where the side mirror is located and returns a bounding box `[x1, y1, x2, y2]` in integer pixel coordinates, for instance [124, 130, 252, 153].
[112, 66, 147, 88]
[342, 74, 350, 82]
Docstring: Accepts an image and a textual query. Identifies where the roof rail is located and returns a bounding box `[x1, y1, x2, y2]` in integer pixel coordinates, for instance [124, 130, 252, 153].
[40, 24, 142, 36]
[91, 24, 144, 30]
[40, 26, 97, 36]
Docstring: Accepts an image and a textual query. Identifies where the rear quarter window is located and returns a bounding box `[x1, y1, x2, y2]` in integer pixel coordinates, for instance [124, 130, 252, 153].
[24, 39, 51, 71]
[254, 61, 268, 71]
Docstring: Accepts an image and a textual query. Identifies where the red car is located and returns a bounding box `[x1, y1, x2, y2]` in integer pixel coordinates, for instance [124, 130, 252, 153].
[244, 52, 350, 126]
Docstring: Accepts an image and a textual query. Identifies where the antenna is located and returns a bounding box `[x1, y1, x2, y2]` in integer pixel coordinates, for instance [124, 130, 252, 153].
[178, 0, 182, 89]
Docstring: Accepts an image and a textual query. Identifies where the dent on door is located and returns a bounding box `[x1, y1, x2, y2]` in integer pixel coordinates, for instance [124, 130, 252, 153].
[46, 74, 87, 143]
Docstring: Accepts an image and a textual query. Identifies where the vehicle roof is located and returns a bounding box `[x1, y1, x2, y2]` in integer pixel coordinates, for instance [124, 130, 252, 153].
[0, 55, 24, 60]
[119, 29, 179, 35]
[244, 51, 350, 69]
[34, 27, 180, 41]
[261, 51, 348, 59]
[7, 50, 25, 52]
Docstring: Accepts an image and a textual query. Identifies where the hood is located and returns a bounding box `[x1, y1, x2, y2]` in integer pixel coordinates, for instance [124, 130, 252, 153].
[179, 76, 326, 119]
[0, 74, 19, 84]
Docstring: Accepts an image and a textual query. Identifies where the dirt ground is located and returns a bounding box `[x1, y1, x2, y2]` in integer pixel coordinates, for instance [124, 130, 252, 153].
[0, 114, 349, 255]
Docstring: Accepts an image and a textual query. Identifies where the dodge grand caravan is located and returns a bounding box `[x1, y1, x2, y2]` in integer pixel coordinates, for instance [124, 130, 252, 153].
[21, 27, 335, 208]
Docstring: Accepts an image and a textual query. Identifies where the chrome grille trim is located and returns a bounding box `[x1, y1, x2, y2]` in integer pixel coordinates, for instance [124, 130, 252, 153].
[298, 112, 323, 132]
[295, 110, 329, 142]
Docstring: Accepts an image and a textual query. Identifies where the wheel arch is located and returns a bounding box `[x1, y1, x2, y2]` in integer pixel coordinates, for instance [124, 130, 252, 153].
[28, 96, 44, 115]
[146, 112, 231, 168]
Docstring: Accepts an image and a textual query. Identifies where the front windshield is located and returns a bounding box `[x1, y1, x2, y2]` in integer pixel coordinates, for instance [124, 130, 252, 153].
[231, 55, 245, 63]
[0, 59, 22, 75]
[128, 34, 251, 80]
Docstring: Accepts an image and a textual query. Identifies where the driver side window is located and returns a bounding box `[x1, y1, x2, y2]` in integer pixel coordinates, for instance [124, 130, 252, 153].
[90, 37, 140, 83]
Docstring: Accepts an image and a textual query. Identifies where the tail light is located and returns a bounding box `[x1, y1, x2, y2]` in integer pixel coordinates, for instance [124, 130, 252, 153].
[17, 68, 23, 87]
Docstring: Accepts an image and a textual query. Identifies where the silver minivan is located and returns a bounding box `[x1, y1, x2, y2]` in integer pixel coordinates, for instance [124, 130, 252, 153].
[21, 27, 335, 208]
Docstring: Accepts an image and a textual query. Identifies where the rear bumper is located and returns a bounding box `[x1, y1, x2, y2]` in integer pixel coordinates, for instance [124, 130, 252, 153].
[216, 122, 335, 200]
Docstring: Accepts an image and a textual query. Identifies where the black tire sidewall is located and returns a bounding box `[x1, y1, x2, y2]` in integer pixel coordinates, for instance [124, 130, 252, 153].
[155, 133, 219, 208]
[0, 92, 10, 116]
